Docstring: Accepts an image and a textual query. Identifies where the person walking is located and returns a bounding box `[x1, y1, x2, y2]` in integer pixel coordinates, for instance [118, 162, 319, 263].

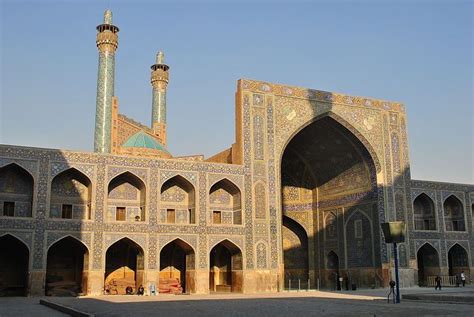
[435, 275, 442, 290]
[460, 271, 466, 287]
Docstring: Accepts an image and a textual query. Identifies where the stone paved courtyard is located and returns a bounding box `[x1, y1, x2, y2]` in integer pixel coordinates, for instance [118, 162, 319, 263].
[1, 287, 473, 317]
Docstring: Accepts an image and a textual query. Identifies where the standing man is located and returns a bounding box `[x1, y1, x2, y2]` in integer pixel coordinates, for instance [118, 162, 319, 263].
[435, 275, 442, 290]
[460, 271, 466, 287]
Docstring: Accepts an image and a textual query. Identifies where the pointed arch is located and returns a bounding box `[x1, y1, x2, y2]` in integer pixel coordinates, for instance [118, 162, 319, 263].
[0, 234, 29, 296]
[107, 171, 146, 222]
[46, 236, 89, 296]
[0, 163, 34, 217]
[160, 175, 196, 224]
[448, 243, 470, 277]
[50, 168, 92, 220]
[282, 215, 308, 288]
[345, 209, 374, 268]
[209, 179, 242, 225]
[209, 239, 243, 293]
[159, 238, 196, 294]
[413, 193, 436, 230]
[47, 234, 90, 253]
[443, 195, 465, 231]
[104, 237, 145, 295]
[417, 242, 440, 286]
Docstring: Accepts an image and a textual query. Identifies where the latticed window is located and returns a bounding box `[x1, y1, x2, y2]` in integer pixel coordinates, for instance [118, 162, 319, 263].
[61, 204, 73, 219]
[213, 211, 221, 224]
[166, 209, 176, 223]
[3, 201, 15, 217]
[116, 207, 126, 221]
[413, 194, 436, 230]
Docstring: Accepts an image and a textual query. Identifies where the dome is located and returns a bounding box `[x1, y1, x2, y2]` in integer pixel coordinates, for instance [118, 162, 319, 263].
[122, 131, 168, 152]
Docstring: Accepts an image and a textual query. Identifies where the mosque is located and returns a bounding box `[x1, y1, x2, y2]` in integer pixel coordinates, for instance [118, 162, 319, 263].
[0, 10, 472, 296]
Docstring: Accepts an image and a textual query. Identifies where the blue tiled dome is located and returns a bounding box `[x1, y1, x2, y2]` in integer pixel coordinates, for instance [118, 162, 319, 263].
[122, 131, 168, 152]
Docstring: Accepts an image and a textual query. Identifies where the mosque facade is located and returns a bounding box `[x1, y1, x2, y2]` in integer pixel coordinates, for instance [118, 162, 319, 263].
[0, 10, 473, 296]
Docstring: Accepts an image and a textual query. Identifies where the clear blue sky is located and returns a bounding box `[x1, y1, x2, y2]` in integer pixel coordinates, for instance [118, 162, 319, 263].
[0, 0, 472, 183]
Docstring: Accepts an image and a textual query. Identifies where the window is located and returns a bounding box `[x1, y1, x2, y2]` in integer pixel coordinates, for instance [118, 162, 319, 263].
[167, 209, 175, 223]
[354, 220, 362, 238]
[3, 201, 15, 217]
[213, 211, 221, 224]
[61, 204, 73, 219]
[116, 207, 126, 221]
[189, 209, 195, 224]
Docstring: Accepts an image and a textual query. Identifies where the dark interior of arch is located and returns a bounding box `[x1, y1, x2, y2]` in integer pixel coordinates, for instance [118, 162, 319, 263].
[104, 238, 144, 295]
[281, 116, 380, 289]
[413, 193, 436, 230]
[0, 235, 29, 296]
[46, 237, 88, 296]
[417, 244, 440, 286]
[209, 241, 242, 293]
[159, 239, 196, 294]
[448, 244, 470, 276]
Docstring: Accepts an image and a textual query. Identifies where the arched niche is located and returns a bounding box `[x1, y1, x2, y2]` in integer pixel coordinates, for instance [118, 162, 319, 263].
[0, 234, 29, 296]
[448, 244, 470, 278]
[0, 163, 34, 217]
[282, 216, 308, 289]
[413, 193, 436, 230]
[160, 175, 196, 224]
[417, 243, 440, 286]
[50, 168, 92, 220]
[104, 238, 145, 295]
[209, 179, 242, 225]
[159, 239, 196, 294]
[209, 240, 243, 293]
[443, 195, 465, 231]
[46, 236, 89, 296]
[107, 172, 146, 222]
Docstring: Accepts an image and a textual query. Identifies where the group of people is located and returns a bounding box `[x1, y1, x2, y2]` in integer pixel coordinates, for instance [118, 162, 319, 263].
[434, 271, 466, 290]
[125, 285, 145, 295]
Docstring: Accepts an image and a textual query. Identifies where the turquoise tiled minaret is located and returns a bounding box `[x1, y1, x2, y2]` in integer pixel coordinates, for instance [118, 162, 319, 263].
[94, 9, 119, 153]
[150, 51, 170, 146]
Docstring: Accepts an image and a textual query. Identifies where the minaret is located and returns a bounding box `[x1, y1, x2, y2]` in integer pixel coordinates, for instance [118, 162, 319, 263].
[94, 9, 119, 153]
[150, 51, 170, 146]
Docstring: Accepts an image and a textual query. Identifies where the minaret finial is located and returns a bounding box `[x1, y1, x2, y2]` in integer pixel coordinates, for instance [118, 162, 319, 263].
[104, 9, 113, 24]
[156, 51, 165, 64]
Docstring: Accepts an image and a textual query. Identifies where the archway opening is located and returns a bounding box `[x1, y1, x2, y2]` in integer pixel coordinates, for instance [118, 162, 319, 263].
[209, 240, 242, 293]
[46, 237, 88, 296]
[107, 172, 146, 222]
[160, 176, 196, 224]
[281, 116, 380, 289]
[448, 244, 470, 280]
[159, 239, 195, 294]
[104, 238, 144, 295]
[0, 235, 29, 296]
[0, 163, 34, 217]
[326, 251, 340, 290]
[413, 193, 436, 230]
[50, 168, 92, 220]
[282, 215, 308, 289]
[209, 179, 242, 225]
[417, 243, 440, 286]
[443, 195, 465, 231]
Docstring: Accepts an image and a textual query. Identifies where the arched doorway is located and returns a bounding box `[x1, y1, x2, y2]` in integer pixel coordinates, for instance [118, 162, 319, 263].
[46, 237, 89, 296]
[282, 216, 308, 289]
[159, 239, 196, 294]
[104, 238, 144, 295]
[209, 240, 242, 293]
[107, 172, 146, 222]
[0, 235, 29, 296]
[280, 115, 380, 289]
[50, 168, 92, 220]
[448, 244, 470, 278]
[327, 251, 340, 290]
[417, 243, 440, 286]
[0, 163, 34, 217]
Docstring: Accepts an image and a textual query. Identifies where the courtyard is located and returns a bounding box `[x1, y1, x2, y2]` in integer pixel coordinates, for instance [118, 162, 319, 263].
[1, 287, 473, 317]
